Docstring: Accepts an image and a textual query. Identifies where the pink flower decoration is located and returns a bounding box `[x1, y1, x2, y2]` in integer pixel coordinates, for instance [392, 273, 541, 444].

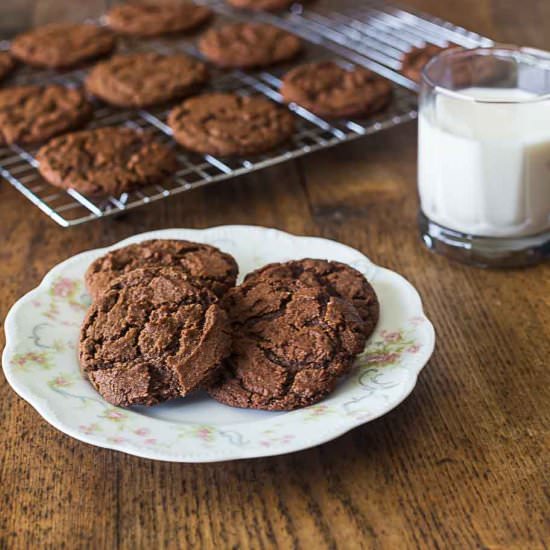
[144, 438, 157, 446]
[367, 352, 400, 364]
[52, 376, 71, 387]
[52, 278, 76, 298]
[383, 331, 401, 343]
[109, 436, 126, 444]
[408, 344, 420, 354]
[134, 428, 150, 436]
[103, 409, 126, 421]
[80, 424, 98, 435]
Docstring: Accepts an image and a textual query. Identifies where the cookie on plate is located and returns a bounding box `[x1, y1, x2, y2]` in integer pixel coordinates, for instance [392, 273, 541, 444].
[281, 61, 393, 118]
[0, 85, 92, 146]
[85, 239, 239, 301]
[0, 52, 15, 82]
[168, 93, 295, 156]
[11, 23, 115, 69]
[245, 259, 379, 338]
[36, 127, 178, 196]
[106, 2, 212, 37]
[85, 52, 209, 108]
[401, 44, 450, 83]
[208, 277, 367, 411]
[227, 0, 294, 11]
[80, 267, 231, 407]
[198, 22, 301, 69]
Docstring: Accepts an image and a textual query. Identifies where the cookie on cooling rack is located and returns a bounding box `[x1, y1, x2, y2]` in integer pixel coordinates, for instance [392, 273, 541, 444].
[168, 93, 295, 157]
[106, 2, 212, 37]
[401, 44, 452, 83]
[244, 259, 379, 339]
[208, 276, 367, 411]
[10, 23, 115, 69]
[80, 267, 231, 407]
[85, 52, 209, 108]
[198, 22, 301, 69]
[0, 52, 15, 82]
[281, 61, 393, 118]
[36, 127, 178, 197]
[227, 0, 295, 11]
[0, 85, 92, 146]
[85, 239, 239, 301]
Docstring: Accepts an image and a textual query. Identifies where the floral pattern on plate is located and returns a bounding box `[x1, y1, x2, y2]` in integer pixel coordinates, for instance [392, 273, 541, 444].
[3, 226, 435, 462]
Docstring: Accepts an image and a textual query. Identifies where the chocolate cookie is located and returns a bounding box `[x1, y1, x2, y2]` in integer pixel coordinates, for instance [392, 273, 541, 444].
[85, 52, 209, 108]
[227, 0, 294, 11]
[36, 127, 178, 196]
[11, 23, 115, 69]
[0, 52, 15, 82]
[208, 277, 367, 410]
[245, 259, 379, 338]
[198, 22, 301, 69]
[80, 267, 231, 407]
[168, 93, 295, 156]
[281, 61, 393, 118]
[0, 85, 92, 146]
[106, 2, 212, 37]
[85, 239, 239, 301]
[401, 44, 449, 83]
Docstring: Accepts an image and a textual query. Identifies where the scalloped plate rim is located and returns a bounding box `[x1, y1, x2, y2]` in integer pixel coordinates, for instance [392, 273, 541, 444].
[2, 225, 435, 463]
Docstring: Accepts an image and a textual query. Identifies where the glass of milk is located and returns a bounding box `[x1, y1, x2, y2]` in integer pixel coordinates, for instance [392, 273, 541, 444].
[418, 46, 550, 266]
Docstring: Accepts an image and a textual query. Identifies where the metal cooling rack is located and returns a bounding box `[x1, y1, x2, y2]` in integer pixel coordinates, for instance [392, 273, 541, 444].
[0, 0, 491, 227]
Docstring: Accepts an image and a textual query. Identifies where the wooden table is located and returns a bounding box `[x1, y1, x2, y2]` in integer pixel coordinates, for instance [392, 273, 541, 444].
[1, 1, 549, 548]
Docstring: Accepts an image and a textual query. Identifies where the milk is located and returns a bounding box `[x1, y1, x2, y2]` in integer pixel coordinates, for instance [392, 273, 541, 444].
[418, 88, 550, 237]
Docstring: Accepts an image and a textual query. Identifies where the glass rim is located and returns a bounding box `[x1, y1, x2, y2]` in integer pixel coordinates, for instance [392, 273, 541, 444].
[421, 44, 550, 104]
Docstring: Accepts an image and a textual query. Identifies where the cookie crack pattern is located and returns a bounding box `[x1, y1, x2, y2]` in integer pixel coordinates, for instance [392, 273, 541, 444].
[80, 267, 230, 407]
[209, 277, 366, 410]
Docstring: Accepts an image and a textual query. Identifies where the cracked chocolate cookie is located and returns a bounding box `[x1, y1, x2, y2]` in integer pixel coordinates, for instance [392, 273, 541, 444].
[0, 85, 92, 145]
[85, 52, 209, 108]
[36, 127, 178, 196]
[85, 239, 239, 301]
[168, 93, 295, 156]
[227, 0, 294, 11]
[11, 23, 115, 69]
[281, 61, 393, 118]
[198, 22, 301, 69]
[80, 267, 231, 407]
[106, 2, 212, 37]
[0, 52, 15, 82]
[244, 259, 379, 339]
[208, 277, 367, 410]
[401, 44, 449, 83]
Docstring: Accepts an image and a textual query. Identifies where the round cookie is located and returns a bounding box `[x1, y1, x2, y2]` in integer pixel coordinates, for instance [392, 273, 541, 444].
[11, 23, 115, 69]
[0, 52, 15, 82]
[208, 277, 367, 411]
[85, 239, 239, 301]
[80, 267, 231, 407]
[168, 93, 295, 156]
[227, 0, 294, 11]
[401, 44, 449, 83]
[36, 127, 178, 197]
[245, 259, 379, 338]
[0, 85, 92, 146]
[85, 52, 209, 108]
[198, 22, 301, 69]
[281, 61, 393, 118]
[106, 2, 212, 37]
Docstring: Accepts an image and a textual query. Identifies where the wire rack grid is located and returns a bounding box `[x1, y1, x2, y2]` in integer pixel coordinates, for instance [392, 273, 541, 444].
[0, 0, 490, 227]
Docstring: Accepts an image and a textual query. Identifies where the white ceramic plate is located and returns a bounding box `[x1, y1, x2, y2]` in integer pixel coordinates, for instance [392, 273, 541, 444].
[3, 226, 435, 462]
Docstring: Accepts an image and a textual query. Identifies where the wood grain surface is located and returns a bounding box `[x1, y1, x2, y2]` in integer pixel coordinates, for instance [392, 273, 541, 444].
[1, 1, 549, 548]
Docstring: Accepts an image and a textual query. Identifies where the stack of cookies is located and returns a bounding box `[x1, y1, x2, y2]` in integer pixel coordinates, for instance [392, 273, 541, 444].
[0, 1, 406, 199]
[80, 239, 379, 411]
